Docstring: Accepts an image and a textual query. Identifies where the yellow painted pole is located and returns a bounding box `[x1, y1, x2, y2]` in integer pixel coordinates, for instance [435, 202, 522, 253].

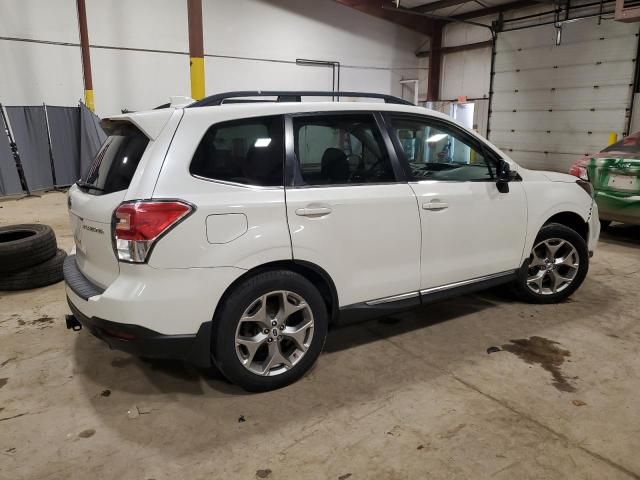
[187, 0, 205, 100]
[190, 57, 205, 100]
[84, 89, 95, 112]
[608, 132, 618, 146]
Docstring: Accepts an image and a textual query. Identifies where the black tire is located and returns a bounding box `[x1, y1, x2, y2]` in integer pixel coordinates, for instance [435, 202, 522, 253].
[513, 223, 589, 304]
[0, 249, 67, 291]
[212, 270, 329, 392]
[0, 224, 57, 274]
[600, 219, 612, 230]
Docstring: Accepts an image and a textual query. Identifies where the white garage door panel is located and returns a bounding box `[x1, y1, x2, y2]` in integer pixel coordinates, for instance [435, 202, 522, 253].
[493, 131, 616, 154]
[489, 18, 639, 172]
[494, 62, 635, 90]
[490, 109, 628, 133]
[441, 47, 492, 99]
[491, 130, 615, 157]
[494, 36, 636, 71]
[507, 151, 584, 171]
[492, 85, 632, 111]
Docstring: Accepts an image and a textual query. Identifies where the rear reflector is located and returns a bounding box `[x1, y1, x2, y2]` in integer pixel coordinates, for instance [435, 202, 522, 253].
[113, 200, 193, 263]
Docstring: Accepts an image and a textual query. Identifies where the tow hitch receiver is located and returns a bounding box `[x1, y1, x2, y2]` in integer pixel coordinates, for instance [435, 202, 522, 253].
[66, 314, 82, 331]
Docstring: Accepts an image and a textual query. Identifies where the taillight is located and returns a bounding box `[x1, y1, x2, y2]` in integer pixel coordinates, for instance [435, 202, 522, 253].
[113, 200, 193, 263]
[569, 164, 588, 181]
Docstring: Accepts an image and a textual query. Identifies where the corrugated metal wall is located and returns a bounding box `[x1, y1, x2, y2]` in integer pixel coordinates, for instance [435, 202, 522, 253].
[489, 19, 639, 172]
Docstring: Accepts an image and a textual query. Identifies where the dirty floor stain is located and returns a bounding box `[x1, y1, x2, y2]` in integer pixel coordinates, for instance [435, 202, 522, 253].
[501, 336, 575, 392]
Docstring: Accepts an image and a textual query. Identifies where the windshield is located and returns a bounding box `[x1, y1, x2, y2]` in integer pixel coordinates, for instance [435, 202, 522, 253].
[81, 123, 149, 195]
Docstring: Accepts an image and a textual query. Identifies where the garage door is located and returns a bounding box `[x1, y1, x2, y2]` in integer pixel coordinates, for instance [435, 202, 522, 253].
[489, 18, 639, 172]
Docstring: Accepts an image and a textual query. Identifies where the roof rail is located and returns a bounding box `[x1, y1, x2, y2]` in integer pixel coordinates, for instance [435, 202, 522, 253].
[188, 91, 414, 108]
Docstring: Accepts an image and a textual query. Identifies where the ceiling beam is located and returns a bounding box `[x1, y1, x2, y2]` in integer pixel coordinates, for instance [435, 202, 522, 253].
[412, 0, 473, 13]
[416, 39, 493, 57]
[452, 0, 537, 20]
[334, 0, 437, 35]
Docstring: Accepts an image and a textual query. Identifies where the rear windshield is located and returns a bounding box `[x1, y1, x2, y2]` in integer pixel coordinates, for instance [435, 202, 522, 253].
[81, 123, 149, 195]
[602, 132, 640, 154]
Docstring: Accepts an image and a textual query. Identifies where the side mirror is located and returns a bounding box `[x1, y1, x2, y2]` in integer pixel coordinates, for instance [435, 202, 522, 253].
[496, 159, 511, 193]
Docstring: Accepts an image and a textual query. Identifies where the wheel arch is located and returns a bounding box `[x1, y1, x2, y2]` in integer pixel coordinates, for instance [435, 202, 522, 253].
[543, 211, 589, 241]
[212, 260, 340, 325]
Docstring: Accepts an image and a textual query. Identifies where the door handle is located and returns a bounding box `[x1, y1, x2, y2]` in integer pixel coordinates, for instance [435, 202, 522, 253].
[295, 206, 332, 217]
[422, 201, 448, 211]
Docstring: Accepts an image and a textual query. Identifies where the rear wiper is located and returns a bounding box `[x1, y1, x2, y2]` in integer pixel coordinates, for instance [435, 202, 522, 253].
[75, 181, 104, 192]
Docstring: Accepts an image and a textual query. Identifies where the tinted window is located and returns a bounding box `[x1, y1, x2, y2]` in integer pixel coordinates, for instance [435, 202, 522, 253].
[293, 114, 395, 186]
[190, 116, 284, 186]
[82, 123, 149, 195]
[602, 132, 640, 154]
[390, 116, 495, 182]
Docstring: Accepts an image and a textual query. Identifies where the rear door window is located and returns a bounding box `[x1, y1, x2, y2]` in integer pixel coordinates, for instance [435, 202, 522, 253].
[190, 116, 284, 187]
[293, 114, 396, 186]
[82, 123, 149, 195]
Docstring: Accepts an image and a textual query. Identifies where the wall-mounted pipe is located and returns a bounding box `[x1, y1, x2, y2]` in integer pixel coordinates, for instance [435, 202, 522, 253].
[187, 0, 205, 100]
[296, 59, 341, 100]
[76, 0, 94, 111]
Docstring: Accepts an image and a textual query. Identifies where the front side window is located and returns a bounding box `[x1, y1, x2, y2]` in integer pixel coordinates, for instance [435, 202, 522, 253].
[190, 116, 284, 186]
[293, 114, 396, 186]
[389, 116, 495, 182]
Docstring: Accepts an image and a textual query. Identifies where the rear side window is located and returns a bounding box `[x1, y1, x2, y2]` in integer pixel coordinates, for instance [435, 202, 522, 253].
[293, 114, 395, 186]
[82, 123, 149, 195]
[190, 116, 284, 187]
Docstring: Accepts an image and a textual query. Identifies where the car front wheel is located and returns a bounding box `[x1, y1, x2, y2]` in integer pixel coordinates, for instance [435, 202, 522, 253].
[513, 223, 589, 304]
[212, 270, 328, 392]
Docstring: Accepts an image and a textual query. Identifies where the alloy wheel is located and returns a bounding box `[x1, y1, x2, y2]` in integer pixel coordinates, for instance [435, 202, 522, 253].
[234, 290, 314, 376]
[526, 238, 580, 296]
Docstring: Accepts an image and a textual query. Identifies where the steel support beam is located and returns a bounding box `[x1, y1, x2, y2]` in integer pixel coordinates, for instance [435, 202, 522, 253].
[416, 39, 493, 57]
[76, 0, 94, 111]
[427, 24, 443, 102]
[187, 0, 205, 100]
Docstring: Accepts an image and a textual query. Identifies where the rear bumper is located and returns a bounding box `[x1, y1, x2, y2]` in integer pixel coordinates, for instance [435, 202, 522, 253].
[594, 190, 640, 224]
[67, 297, 213, 367]
[63, 254, 246, 367]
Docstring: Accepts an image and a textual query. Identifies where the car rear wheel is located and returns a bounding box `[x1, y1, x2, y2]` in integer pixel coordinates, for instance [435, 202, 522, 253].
[212, 270, 328, 392]
[513, 223, 589, 304]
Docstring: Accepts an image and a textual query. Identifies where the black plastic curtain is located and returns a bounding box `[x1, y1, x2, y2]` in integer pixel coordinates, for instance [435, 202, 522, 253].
[79, 103, 107, 178]
[0, 103, 105, 197]
[0, 123, 21, 196]
[47, 106, 81, 187]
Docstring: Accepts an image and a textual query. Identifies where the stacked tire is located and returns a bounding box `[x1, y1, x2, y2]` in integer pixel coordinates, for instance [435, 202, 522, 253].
[0, 224, 66, 291]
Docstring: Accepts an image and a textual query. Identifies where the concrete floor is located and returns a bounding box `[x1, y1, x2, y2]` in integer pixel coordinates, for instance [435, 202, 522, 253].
[1, 192, 640, 480]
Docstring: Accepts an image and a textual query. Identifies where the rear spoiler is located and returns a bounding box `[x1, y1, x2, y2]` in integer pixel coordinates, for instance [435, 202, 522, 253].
[101, 108, 176, 140]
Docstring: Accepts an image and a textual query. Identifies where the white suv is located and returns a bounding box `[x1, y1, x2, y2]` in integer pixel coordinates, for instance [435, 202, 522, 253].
[64, 91, 600, 391]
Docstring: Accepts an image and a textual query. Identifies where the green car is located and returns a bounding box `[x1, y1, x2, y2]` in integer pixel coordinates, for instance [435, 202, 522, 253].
[570, 132, 640, 227]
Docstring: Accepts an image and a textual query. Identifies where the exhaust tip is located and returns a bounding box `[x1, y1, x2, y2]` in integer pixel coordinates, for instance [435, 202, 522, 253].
[65, 314, 82, 331]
